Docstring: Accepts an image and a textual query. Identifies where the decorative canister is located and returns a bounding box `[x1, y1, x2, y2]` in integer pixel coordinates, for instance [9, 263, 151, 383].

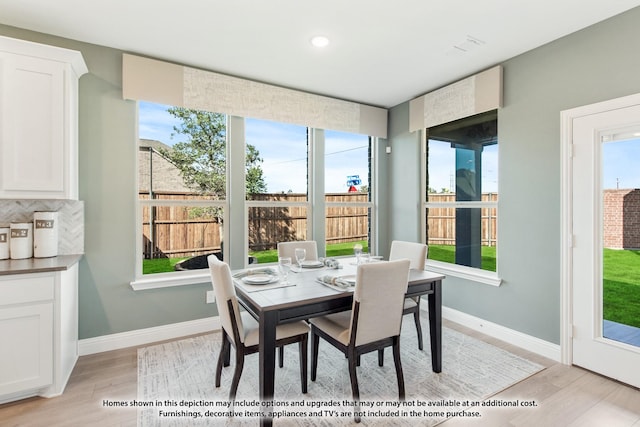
[33, 211, 59, 258]
[0, 226, 9, 260]
[10, 222, 33, 259]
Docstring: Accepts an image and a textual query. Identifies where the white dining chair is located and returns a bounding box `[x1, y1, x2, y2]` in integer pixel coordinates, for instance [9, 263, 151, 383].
[389, 240, 428, 351]
[207, 255, 309, 404]
[277, 240, 319, 261]
[309, 259, 411, 423]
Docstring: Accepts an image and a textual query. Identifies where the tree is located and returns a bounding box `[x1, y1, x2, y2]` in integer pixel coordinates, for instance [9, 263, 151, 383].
[158, 107, 267, 197]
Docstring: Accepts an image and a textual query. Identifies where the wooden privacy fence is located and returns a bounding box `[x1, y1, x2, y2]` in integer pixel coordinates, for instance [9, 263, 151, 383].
[141, 191, 498, 259]
[141, 192, 371, 258]
[426, 193, 498, 247]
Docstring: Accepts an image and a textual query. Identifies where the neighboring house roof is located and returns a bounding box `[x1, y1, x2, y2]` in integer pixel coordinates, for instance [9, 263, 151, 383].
[138, 139, 192, 193]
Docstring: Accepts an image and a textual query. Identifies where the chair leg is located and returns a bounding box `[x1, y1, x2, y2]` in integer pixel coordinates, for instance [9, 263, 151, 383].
[223, 332, 232, 367]
[311, 327, 320, 382]
[347, 349, 361, 423]
[413, 308, 424, 351]
[216, 332, 230, 388]
[229, 349, 245, 405]
[392, 337, 405, 401]
[378, 349, 384, 367]
[299, 335, 308, 393]
[279, 346, 284, 368]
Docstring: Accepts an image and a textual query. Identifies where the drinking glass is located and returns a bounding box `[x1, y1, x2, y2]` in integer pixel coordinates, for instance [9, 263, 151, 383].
[353, 243, 363, 264]
[294, 248, 306, 269]
[278, 257, 292, 283]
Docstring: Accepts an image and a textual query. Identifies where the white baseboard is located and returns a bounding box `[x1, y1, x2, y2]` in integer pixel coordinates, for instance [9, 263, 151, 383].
[79, 308, 562, 362]
[78, 317, 221, 356]
[439, 306, 561, 362]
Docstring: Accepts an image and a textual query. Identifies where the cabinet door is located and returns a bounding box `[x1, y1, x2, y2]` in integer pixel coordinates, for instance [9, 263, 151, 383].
[0, 302, 54, 395]
[0, 53, 66, 197]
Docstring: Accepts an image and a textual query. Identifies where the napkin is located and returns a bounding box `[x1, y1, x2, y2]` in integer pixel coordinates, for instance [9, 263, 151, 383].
[322, 258, 343, 269]
[318, 275, 354, 289]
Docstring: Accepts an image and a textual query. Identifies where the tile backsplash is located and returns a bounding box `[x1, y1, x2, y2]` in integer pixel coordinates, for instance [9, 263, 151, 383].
[0, 200, 84, 255]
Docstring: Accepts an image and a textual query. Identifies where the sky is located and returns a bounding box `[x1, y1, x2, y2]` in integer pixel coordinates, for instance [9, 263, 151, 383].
[138, 101, 640, 194]
[138, 101, 369, 193]
[603, 138, 640, 190]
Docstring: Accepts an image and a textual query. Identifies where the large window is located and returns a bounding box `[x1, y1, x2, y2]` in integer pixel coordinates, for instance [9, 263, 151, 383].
[245, 118, 309, 264]
[137, 102, 228, 278]
[325, 131, 373, 255]
[424, 111, 499, 283]
[135, 102, 377, 284]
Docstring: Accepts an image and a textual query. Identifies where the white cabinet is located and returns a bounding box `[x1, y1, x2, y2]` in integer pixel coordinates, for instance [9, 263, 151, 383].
[0, 265, 79, 403]
[0, 36, 87, 200]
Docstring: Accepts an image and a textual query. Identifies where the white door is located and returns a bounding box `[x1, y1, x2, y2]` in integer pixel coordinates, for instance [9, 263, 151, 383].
[570, 95, 640, 388]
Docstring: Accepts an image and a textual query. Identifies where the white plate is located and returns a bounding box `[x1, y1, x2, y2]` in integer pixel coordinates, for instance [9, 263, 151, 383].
[300, 260, 324, 268]
[242, 274, 278, 285]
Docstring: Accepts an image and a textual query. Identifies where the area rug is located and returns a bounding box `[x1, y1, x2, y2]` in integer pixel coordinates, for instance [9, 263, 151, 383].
[137, 320, 543, 426]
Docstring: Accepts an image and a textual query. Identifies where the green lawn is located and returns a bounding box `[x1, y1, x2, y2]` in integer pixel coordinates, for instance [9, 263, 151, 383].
[603, 248, 640, 328]
[142, 241, 369, 274]
[427, 244, 496, 272]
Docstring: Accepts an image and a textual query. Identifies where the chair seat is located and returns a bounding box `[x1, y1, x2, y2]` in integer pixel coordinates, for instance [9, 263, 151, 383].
[309, 311, 352, 346]
[241, 312, 309, 347]
[403, 298, 418, 310]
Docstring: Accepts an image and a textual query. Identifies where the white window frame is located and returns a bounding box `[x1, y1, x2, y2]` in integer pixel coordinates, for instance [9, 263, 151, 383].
[131, 104, 230, 291]
[324, 136, 377, 256]
[245, 125, 313, 263]
[420, 131, 501, 287]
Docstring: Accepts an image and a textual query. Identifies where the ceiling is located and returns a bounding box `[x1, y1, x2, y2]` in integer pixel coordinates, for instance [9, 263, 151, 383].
[1, 0, 639, 108]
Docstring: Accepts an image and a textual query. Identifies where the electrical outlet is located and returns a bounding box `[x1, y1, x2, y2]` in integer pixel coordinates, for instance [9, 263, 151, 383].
[206, 290, 215, 304]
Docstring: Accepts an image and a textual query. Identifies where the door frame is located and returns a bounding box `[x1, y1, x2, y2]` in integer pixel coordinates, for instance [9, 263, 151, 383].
[560, 92, 640, 365]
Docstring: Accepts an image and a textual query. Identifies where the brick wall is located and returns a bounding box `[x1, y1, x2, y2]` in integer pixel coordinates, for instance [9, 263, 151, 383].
[604, 189, 640, 249]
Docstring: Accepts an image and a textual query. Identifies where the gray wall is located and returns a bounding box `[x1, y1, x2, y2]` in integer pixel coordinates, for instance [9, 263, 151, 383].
[2, 5, 640, 342]
[0, 25, 216, 339]
[387, 7, 640, 344]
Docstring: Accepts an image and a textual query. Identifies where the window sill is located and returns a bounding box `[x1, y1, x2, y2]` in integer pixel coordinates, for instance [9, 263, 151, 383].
[130, 270, 211, 291]
[425, 260, 502, 287]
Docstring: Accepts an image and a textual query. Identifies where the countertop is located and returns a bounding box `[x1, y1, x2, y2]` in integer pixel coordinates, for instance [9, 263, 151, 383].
[0, 254, 82, 276]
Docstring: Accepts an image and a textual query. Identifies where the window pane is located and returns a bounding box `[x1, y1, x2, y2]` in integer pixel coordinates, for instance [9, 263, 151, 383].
[325, 131, 370, 195]
[138, 101, 227, 199]
[326, 203, 370, 247]
[248, 205, 308, 264]
[426, 206, 497, 272]
[139, 101, 228, 275]
[602, 135, 640, 343]
[245, 118, 308, 197]
[324, 131, 371, 252]
[142, 205, 224, 274]
[426, 111, 498, 271]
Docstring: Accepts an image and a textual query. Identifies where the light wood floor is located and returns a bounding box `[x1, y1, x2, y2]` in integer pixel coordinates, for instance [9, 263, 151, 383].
[1, 320, 639, 426]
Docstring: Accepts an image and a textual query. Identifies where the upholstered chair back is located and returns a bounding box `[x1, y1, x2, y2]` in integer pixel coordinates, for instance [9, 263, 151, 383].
[208, 255, 245, 345]
[277, 240, 319, 261]
[389, 240, 428, 270]
[352, 259, 410, 346]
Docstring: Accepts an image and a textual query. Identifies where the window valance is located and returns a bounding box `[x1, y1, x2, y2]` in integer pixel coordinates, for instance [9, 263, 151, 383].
[409, 65, 502, 131]
[122, 54, 387, 138]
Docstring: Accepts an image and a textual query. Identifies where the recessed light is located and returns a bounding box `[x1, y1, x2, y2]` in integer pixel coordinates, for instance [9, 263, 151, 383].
[310, 36, 330, 48]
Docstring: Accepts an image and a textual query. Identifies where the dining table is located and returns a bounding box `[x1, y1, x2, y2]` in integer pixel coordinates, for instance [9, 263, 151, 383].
[232, 257, 445, 427]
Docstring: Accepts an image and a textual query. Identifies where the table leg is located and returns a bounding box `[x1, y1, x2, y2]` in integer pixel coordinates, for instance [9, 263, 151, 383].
[259, 311, 278, 427]
[427, 280, 442, 373]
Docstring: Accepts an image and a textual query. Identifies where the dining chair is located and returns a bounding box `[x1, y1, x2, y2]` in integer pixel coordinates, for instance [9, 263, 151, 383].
[207, 255, 309, 403]
[277, 240, 319, 261]
[309, 259, 410, 422]
[389, 240, 428, 351]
